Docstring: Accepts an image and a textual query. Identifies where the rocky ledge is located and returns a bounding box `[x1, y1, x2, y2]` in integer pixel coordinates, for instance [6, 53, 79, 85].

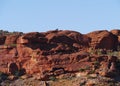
[0, 29, 120, 85]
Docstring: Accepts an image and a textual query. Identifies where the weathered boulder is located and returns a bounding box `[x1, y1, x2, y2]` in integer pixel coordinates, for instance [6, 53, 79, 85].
[22, 32, 46, 44]
[86, 30, 118, 50]
[46, 33, 74, 45]
[110, 29, 120, 36]
[67, 31, 90, 46]
[17, 36, 29, 44]
[16, 32, 47, 57]
[110, 29, 120, 45]
[16, 44, 33, 57]
[46, 30, 90, 47]
[5, 35, 20, 45]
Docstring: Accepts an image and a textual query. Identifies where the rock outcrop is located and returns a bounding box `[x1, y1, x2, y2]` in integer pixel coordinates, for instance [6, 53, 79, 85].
[0, 29, 120, 81]
[111, 29, 120, 45]
[86, 30, 118, 50]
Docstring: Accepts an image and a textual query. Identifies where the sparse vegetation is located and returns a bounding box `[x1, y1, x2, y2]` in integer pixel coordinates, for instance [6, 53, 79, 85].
[86, 75, 96, 79]
[49, 76, 57, 81]
[14, 71, 21, 77]
[0, 30, 23, 36]
[10, 44, 17, 47]
[93, 61, 100, 69]
[0, 72, 8, 82]
[89, 46, 120, 58]
[4, 44, 17, 47]
[96, 49, 102, 55]
[89, 47, 95, 55]
[89, 70, 95, 74]
[106, 50, 113, 56]
[79, 66, 91, 72]
[79, 68, 85, 72]
[13, 69, 26, 78]
[85, 66, 91, 70]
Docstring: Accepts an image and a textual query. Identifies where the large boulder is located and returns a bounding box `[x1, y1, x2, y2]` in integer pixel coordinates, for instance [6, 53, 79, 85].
[110, 29, 120, 45]
[5, 35, 20, 45]
[46, 31, 74, 45]
[17, 36, 29, 44]
[110, 29, 120, 36]
[16, 44, 33, 57]
[67, 31, 90, 46]
[16, 32, 47, 57]
[22, 32, 47, 44]
[86, 30, 118, 50]
[47, 30, 90, 45]
[46, 30, 90, 49]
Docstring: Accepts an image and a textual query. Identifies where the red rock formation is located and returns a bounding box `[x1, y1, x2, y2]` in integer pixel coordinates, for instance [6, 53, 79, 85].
[86, 30, 118, 50]
[0, 30, 120, 80]
[111, 29, 120, 45]
[5, 35, 20, 45]
[110, 29, 120, 36]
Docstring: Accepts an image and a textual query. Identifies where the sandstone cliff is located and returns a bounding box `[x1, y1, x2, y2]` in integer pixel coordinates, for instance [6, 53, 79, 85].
[0, 29, 120, 85]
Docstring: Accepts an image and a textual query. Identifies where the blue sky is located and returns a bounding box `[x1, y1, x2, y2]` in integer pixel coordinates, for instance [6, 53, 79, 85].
[0, 0, 120, 33]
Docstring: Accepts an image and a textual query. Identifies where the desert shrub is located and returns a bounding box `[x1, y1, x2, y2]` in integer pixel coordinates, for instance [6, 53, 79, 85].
[93, 61, 100, 66]
[106, 50, 113, 56]
[89, 48, 103, 56]
[89, 48, 95, 55]
[0, 30, 23, 36]
[93, 61, 100, 69]
[79, 68, 85, 72]
[49, 76, 56, 81]
[86, 75, 96, 79]
[85, 66, 90, 70]
[0, 72, 8, 82]
[14, 69, 26, 77]
[89, 70, 95, 74]
[10, 44, 17, 47]
[79, 66, 90, 72]
[96, 49, 102, 56]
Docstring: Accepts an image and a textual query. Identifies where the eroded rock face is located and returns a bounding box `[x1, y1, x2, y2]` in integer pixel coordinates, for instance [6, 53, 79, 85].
[22, 32, 47, 44]
[8, 63, 19, 75]
[0, 30, 120, 80]
[17, 44, 33, 57]
[5, 35, 20, 45]
[110, 29, 120, 45]
[86, 30, 118, 50]
[110, 29, 120, 36]
[0, 54, 17, 74]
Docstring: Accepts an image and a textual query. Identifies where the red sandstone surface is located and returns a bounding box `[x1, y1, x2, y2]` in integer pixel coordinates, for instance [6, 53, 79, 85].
[0, 29, 120, 82]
